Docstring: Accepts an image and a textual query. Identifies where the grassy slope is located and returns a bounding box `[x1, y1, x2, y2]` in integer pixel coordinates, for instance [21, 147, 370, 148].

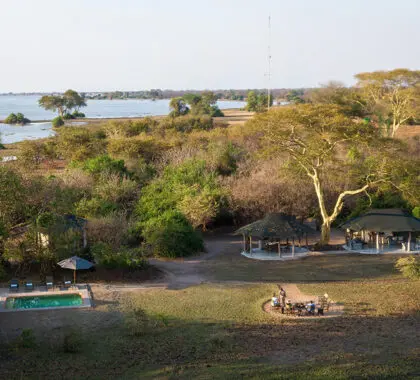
[1, 279, 419, 379]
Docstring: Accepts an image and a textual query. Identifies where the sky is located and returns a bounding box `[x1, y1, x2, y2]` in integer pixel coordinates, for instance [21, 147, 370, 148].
[0, 0, 419, 92]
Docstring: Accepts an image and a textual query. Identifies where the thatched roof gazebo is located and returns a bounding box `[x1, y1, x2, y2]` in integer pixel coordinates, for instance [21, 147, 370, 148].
[235, 213, 314, 257]
[341, 209, 420, 252]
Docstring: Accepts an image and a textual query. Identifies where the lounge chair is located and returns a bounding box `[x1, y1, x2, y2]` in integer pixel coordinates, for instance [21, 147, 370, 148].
[46, 276, 54, 291]
[9, 279, 19, 292]
[24, 281, 34, 292]
[62, 278, 72, 290]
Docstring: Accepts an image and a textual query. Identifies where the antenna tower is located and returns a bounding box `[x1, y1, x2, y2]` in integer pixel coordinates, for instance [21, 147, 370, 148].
[267, 15, 272, 110]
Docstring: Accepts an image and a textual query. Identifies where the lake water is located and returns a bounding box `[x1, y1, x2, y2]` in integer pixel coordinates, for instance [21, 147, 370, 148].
[0, 95, 245, 144]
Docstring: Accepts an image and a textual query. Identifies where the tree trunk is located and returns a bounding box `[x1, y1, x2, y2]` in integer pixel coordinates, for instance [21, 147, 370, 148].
[320, 220, 331, 246]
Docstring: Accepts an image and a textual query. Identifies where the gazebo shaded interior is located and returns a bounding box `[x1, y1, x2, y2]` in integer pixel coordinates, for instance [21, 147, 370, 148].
[235, 213, 314, 255]
[341, 209, 420, 251]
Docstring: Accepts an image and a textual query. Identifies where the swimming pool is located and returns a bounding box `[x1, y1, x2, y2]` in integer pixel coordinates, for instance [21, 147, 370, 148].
[5, 294, 83, 310]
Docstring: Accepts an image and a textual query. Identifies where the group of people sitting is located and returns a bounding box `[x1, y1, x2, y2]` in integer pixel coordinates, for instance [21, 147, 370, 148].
[271, 286, 328, 316]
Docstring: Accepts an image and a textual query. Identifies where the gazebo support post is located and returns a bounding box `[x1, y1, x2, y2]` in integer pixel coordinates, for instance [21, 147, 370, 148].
[242, 234, 246, 252]
[408, 231, 411, 252]
[305, 233, 308, 248]
[292, 238, 295, 257]
[73, 269, 76, 284]
[249, 236, 252, 255]
[376, 233, 380, 253]
[278, 241, 281, 258]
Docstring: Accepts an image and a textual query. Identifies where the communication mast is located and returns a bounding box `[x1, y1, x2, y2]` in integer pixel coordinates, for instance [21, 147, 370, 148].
[267, 15, 272, 110]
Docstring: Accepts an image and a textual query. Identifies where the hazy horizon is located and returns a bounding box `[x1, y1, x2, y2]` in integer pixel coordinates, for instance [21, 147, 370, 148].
[1, 0, 419, 93]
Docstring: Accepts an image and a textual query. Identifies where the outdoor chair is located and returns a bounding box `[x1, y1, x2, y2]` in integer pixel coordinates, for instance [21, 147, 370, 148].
[9, 279, 19, 292]
[62, 278, 72, 290]
[24, 281, 34, 292]
[318, 295, 330, 315]
[46, 276, 54, 291]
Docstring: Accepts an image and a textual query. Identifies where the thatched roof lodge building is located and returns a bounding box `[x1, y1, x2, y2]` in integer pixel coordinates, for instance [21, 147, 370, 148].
[341, 209, 420, 253]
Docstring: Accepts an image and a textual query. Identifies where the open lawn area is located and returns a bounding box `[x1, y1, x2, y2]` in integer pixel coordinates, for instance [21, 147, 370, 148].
[0, 235, 419, 379]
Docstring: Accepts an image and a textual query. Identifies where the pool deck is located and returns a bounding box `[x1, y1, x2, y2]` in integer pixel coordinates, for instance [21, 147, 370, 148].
[0, 285, 92, 312]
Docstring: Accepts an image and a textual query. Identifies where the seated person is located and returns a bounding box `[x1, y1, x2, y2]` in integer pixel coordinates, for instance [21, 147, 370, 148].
[271, 293, 280, 307]
[285, 299, 293, 313]
[306, 300, 316, 315]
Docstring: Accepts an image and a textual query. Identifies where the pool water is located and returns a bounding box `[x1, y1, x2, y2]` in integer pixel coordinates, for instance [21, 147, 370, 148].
[5, 294, 82, 309]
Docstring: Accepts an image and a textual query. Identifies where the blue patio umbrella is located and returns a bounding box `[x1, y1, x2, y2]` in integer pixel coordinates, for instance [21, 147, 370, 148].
[57, 256, 94, 284]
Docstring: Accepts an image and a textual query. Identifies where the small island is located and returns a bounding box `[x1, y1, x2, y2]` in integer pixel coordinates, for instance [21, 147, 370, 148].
[4, 112, 31, 125]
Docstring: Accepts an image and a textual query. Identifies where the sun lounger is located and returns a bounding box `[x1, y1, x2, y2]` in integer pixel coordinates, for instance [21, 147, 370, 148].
[24, 281, 34, 291]
[62, 278, 72, 290]
[9, 279, 19, 292]
[46, 276, 54, 291]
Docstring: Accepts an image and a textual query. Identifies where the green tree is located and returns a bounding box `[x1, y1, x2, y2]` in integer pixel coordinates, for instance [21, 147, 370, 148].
[169, 97, 189, 117]
[246, 91, 273, 112]
[39, 89, 87, 117]
[355, 69, 420, 137]
[246, 91, 258, 111]
[142, 210, 203, 258]
[309, 81, 365, 117]
[182, 92, 224, 117]
[252, 104, 419, 244]
[136, 160, 224, 231]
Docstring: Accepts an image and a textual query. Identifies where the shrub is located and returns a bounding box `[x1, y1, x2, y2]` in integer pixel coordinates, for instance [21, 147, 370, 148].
[91, 242, 148, 269]
[62, 113, 75, 120]
[108, 138, 166, 161]
[56, 127, 106, 160]
[5, 113, 17, 124]
[72, 110, 86, 118]
[17, 329, 36, 348]
[5, 112, 30, 125]
[158, 115, 213, 133]
[18, 140, 47, 168]
[395, 256, 420, 279]
[88, 212, 130, 248]
[62, 330, 82, 353]
[94, 174, 139, 206]
[75, 197, 117, 218]
[136, 159, 224, 230]
[142, 210, 203, 258]
[79, 155, 127, 177]
[413, 207, 420, 219]
[52, 116, 65, 127]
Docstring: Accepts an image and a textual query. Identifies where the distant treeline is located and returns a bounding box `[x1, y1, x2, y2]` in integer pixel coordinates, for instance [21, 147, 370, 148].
[83, 89, 306, 101]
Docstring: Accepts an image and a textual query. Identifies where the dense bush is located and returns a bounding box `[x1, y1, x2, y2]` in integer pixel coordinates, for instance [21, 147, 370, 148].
[158, 115, 213, 133]
[91, 242, 148, 269]
[136, 159, 224, 230]
[56, 127, 106, 160]
[75, 197, 117, 218]
[78, 155, 128, 177]
[104, 118, 157, 138]
[395, 256, 420, 279]
[72, 110, 86, 118]
[413, 207, 420, 219]
[142, 210, 203, 258]
[62, 330, 83, 353]
[62, 113, 75, 120]
[52, 116, 65, 127]
[107, 138, 166, 161]
[5, 112, 30, 125]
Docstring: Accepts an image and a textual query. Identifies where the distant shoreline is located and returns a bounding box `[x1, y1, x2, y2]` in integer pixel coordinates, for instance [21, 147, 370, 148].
[0, 107, 244, 124]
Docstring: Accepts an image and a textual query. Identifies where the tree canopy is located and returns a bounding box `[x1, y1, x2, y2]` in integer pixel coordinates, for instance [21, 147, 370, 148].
[250, 103, 419, 244]
[39, 89, 87, 117]
[354, 69, 420, 137]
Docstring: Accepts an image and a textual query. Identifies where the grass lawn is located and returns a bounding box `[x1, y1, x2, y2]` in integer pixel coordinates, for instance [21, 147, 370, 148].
[0, 276, 419, 379]
[203, 251, 403, 283]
